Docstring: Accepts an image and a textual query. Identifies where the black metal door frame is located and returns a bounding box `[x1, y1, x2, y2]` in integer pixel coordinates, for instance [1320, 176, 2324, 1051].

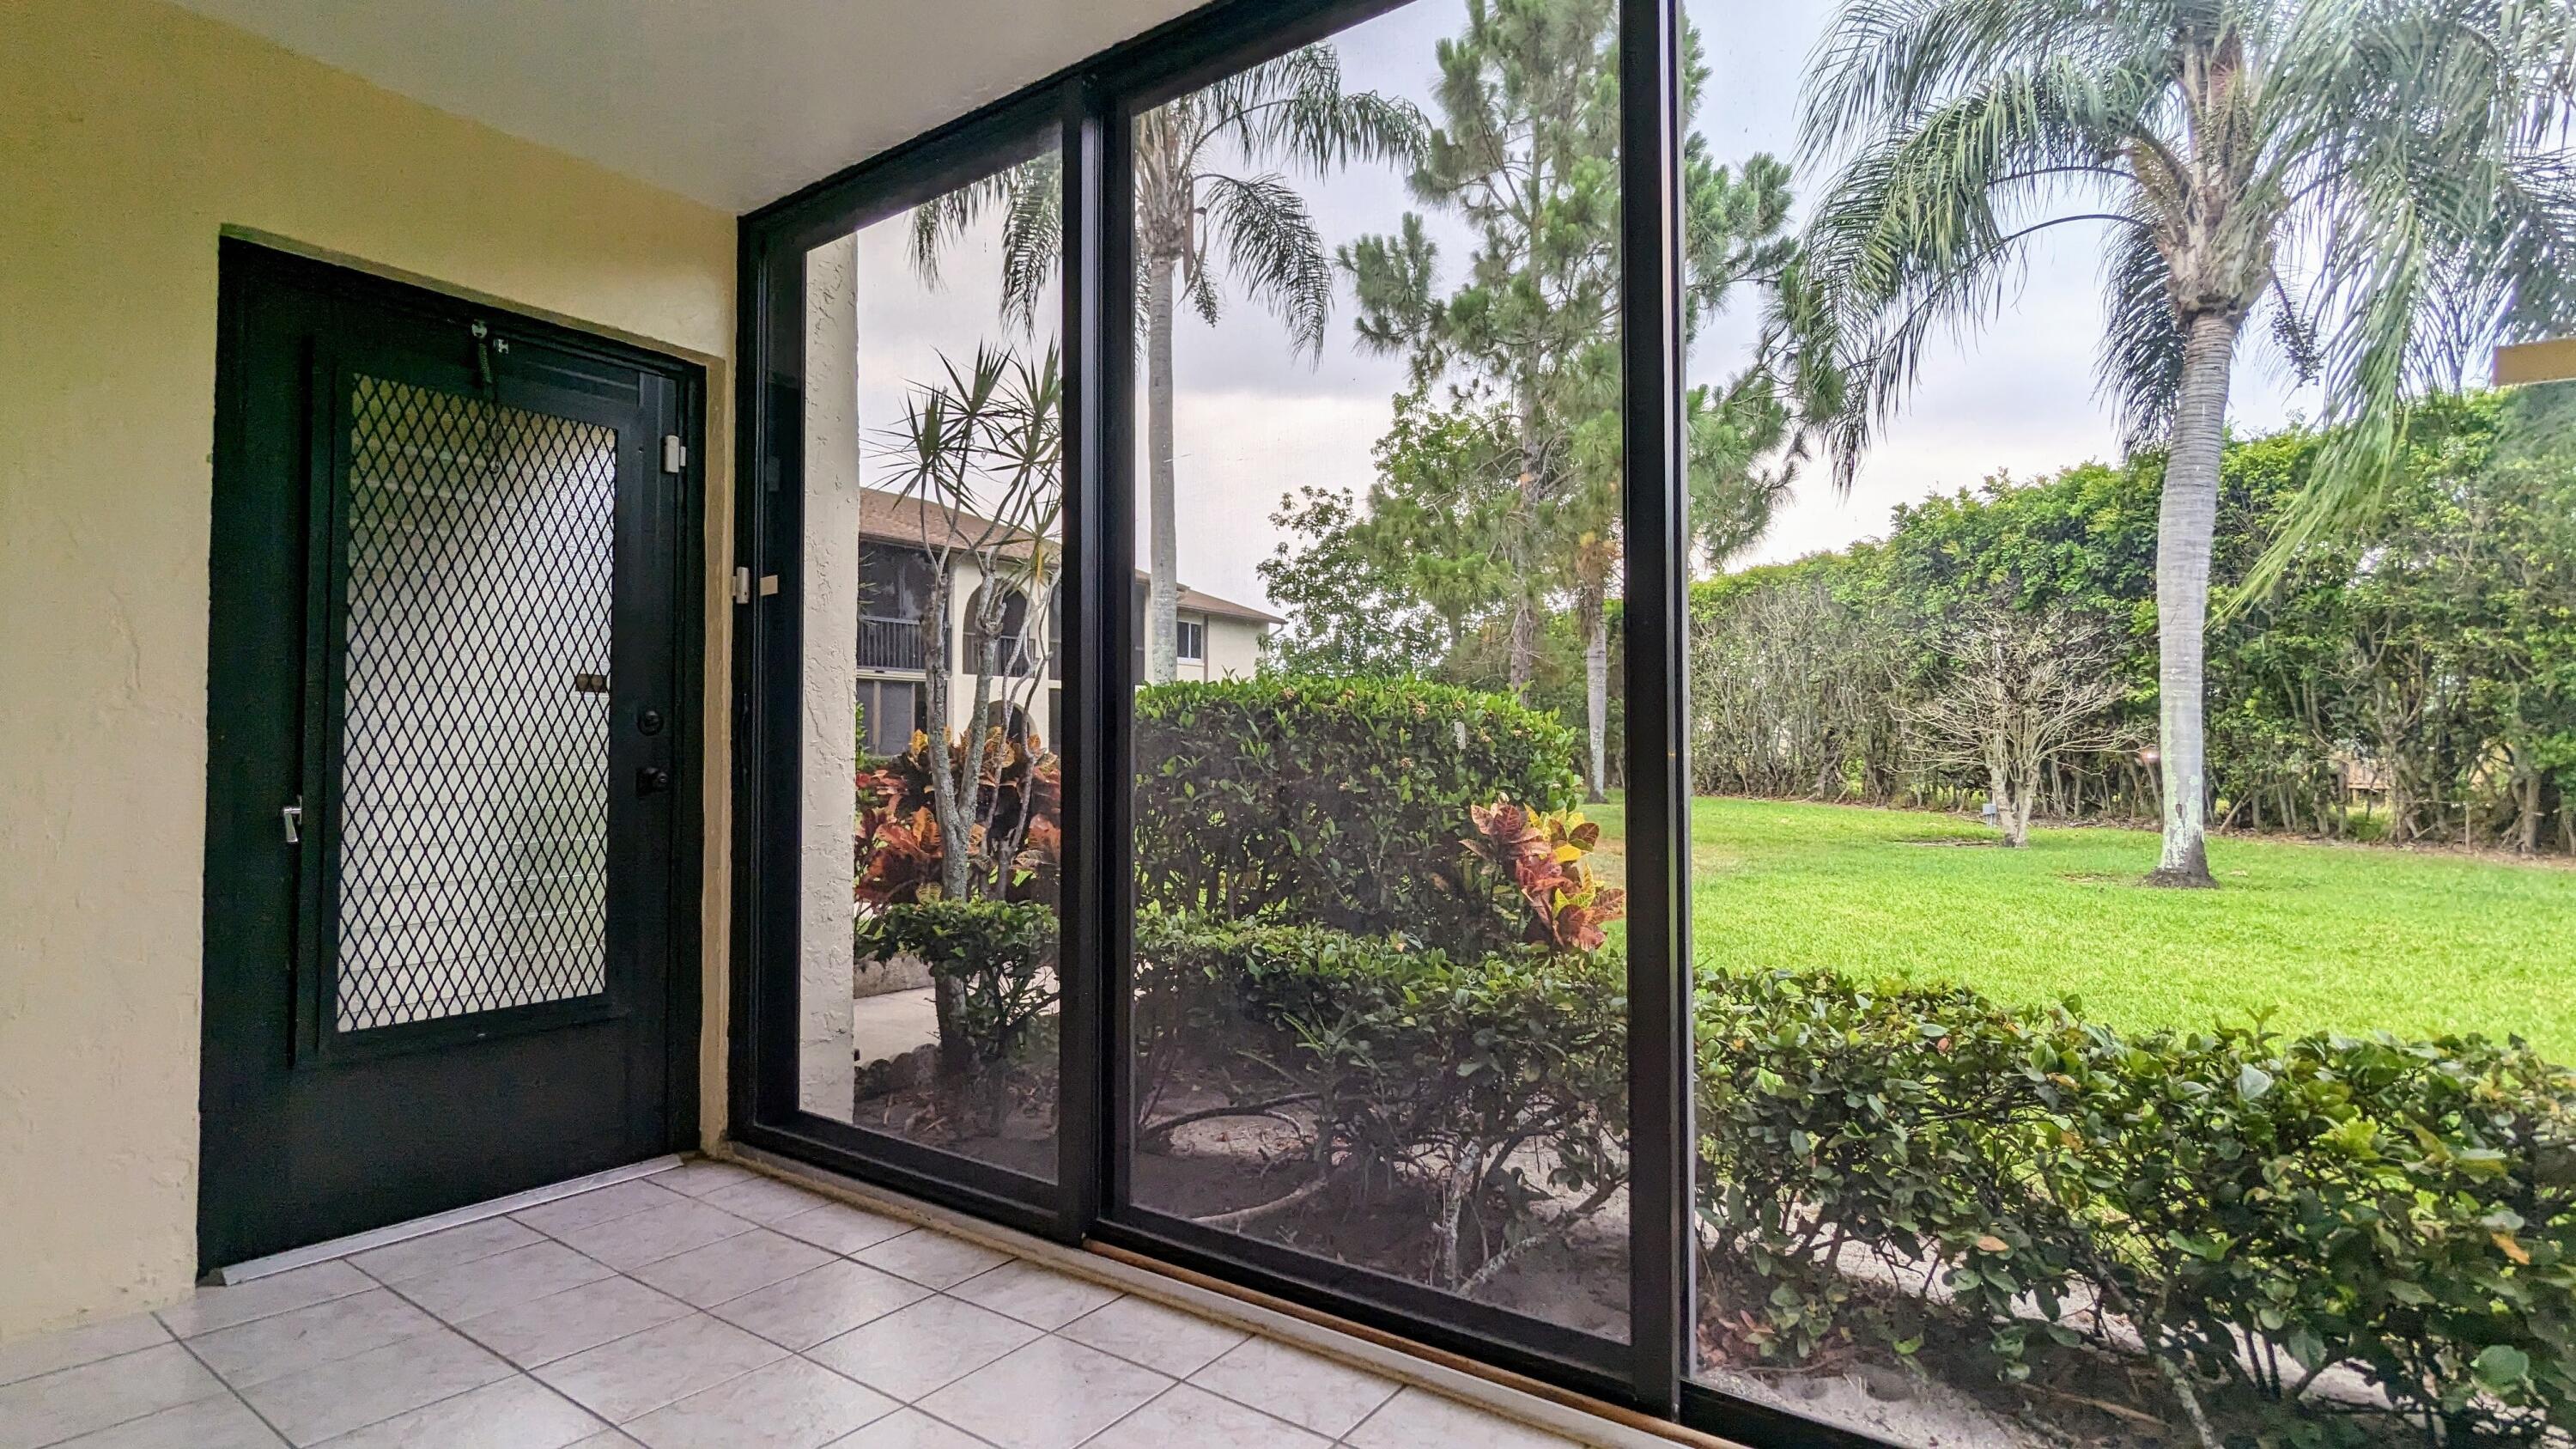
[726, 3, 1880, 1443]
[203, 239, 707, 1268]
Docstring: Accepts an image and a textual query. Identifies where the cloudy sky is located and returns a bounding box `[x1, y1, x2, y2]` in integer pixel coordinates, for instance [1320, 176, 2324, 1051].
[848, 0, 2316, 615]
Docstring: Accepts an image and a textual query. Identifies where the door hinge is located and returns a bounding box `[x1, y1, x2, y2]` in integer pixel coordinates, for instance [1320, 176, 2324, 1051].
[662, 435, 688, 474]
[732, 566, 752, 605]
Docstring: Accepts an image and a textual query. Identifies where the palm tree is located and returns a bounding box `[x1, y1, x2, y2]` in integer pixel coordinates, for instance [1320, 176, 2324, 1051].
[913, 46, 1423, 683]
[1795, 0, 2576, 886]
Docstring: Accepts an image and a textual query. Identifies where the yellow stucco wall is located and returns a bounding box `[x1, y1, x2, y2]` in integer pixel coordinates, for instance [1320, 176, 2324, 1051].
[0, 0, 737, 1338]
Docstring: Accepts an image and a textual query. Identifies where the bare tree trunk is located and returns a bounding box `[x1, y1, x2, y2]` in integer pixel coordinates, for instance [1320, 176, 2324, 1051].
[2148, 309, 2239, 887]
[1581, 581, 1608, 802]
[1507, 594, 1537, 699]
[1145, 255, 1181, 685]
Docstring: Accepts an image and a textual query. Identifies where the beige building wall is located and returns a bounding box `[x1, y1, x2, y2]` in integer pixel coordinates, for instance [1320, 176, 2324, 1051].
[1201, 617, 1267, 681]
[0, 0, 737, 1340]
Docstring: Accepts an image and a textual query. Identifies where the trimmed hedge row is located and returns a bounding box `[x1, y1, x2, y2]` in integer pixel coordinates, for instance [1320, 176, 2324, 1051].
[1698, 967, 2576, 1443]
[1132, 911, 1627, 1292]
[1133, 677, 1583, 947]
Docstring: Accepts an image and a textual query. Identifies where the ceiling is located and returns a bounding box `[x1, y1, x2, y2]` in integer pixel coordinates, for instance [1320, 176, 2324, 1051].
[167, 0, 1212, 211]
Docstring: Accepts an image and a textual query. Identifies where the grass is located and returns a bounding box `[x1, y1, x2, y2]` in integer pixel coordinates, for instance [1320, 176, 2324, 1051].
[1583, 794, 2576, 1062]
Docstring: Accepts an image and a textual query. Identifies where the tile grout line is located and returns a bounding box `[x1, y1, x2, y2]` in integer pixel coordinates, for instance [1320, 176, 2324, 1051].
[162, 1327, 296, 1449]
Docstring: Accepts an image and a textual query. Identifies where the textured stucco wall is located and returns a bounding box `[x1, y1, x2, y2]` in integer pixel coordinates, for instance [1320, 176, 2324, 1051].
[800, 238, 860, 1122]
[0, 0, 735, 1339]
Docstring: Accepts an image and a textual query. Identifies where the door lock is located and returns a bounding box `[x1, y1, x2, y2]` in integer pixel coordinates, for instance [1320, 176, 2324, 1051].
[636, 766, 672, 796]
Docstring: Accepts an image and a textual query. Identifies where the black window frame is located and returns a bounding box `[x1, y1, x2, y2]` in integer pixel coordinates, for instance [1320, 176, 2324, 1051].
[728, 2, 1880, 1443]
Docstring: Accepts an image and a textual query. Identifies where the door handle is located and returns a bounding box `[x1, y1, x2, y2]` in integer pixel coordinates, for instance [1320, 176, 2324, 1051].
[283, 800, 303, 844]
[636, 766, 672, 796]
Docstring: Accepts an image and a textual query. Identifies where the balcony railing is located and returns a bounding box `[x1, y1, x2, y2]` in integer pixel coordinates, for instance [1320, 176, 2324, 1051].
[858, 613, 936, 673]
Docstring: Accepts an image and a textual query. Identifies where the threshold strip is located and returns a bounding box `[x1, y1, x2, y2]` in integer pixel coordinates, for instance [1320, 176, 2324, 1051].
[207, 1154, 684, 1285]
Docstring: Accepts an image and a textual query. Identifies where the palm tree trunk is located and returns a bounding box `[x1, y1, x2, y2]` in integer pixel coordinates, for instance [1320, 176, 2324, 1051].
[1145, 255, 1181, 685]
[1580, 581, 1608, 802]
[2148, 308, 2240, 887]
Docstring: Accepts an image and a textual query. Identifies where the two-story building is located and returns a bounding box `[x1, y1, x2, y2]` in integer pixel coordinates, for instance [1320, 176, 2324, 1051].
[847, 486, 1279, 756]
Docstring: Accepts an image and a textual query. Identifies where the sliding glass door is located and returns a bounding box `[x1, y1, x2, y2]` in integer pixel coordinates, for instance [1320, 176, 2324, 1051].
[1109, 0, 1638, 1383]
[732, 0, 2576, 1442]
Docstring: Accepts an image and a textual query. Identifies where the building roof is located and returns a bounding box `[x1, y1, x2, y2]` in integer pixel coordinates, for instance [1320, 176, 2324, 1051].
[854, 485, 1282, 627]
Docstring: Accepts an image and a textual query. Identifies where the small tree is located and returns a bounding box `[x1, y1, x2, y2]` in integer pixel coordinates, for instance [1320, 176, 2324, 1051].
[878, 344, 1063, 901]
[1906, 599, 2134, 846]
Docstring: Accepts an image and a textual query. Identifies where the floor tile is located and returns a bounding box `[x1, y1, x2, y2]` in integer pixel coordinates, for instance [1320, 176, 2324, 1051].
[695, 1176, 835, 1226]
[1343, 1386, 1584, 1448]
[804, 1296, 1039, 1402]
[768, 1202, 914, 1257]
[532, 1313, 786, 1424]
[827, 1409, 987, 1449]
[513, 1181, 690, 1239]
[189, 1288, 441, 1388]
[914, 1337, 1168, 1449]
[943, 1263, 1117, 1332]
[52, 1393, 285, 1448]
[1055, 1297, 1246, 1380]
[454, 1276, 694, 1370]
[0, 1343, 226, 1449]
[706, 1262, 928, 1351]
[347, 1217, 543, 1286]
[235, 1327, 513, 1445]
[394, 1241, 614, 1324]
[318, 1373, 607, 1449]
[629, 1229, 831, 1308]
[566, 1434, 643, 1448]
[158, 1262, 374, 1338]
[0, 1312, 168, 1387]
[1186, 1337, 1398, 1439]
[848, 1231, 1010, 1291]
[552, 1202, 753, 1273]
[1083, 1384, 1327, 1449]
[647, 1162, 756, 1199]
[625, 1356, 896, 1449]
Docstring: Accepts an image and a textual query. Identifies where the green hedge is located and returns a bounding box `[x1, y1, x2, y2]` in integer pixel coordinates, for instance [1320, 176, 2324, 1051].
[1133, 677, 1581, 945]
[1698, 967, 2576, 1442]
[857, 898, 1056, 1072]
[1132, 910, 1626, 1291]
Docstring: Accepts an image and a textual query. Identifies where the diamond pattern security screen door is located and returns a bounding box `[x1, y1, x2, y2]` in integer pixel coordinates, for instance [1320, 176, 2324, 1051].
[332, 375, 617, 1031]
[202, 242, 696, 1268]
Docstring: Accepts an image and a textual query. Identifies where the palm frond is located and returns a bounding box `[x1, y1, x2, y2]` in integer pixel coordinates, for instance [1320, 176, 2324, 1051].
[906, 151, 1063, 332]
[1198, 172, 1338, 358]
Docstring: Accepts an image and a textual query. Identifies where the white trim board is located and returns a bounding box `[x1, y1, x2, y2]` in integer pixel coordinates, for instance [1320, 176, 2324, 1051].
[207, 1154, 684, 1285]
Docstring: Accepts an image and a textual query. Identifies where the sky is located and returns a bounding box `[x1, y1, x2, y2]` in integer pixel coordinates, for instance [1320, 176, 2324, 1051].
[847, 0, 2318, 616]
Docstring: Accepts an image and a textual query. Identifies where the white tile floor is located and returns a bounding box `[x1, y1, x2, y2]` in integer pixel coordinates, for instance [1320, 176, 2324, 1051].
[0, 1161, 1592, 1449]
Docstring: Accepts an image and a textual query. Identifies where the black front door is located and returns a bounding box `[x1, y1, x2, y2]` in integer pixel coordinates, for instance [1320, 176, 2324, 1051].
[200, 242, 698, 1268]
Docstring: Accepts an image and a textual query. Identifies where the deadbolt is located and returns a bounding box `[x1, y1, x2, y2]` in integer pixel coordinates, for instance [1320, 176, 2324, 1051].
[638, 707, 665, 736]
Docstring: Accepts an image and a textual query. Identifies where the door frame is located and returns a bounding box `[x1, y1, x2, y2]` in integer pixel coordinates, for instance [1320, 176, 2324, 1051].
[199, 238, 708, 1269]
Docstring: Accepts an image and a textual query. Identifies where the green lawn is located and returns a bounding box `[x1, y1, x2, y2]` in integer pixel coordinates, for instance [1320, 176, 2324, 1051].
[1585, 795, 2576, 1061]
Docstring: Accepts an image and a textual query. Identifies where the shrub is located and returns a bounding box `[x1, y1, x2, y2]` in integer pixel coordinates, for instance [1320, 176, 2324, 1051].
[854, 728, 1060, 907]
[857, 898, 1057, 1074]
[1132, 910, 1626, 1291]
[1695, 966, 2576, 1444]
[1133, 677, 1581, 946]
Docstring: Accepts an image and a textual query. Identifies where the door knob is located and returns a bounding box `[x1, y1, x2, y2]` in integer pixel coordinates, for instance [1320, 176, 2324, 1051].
[636, 765, 672, 795]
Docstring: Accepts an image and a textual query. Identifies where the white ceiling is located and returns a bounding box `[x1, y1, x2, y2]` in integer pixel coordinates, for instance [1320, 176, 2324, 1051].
[168, 0, 1212, 211]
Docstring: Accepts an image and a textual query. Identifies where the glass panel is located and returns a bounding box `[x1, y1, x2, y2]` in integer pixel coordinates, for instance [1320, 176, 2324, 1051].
[334, 374, 613, 1032]
[799, 146, 1066, 1186]
[1682, 0, 2576, 1441]
[1125, 0, 1631, 1343]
